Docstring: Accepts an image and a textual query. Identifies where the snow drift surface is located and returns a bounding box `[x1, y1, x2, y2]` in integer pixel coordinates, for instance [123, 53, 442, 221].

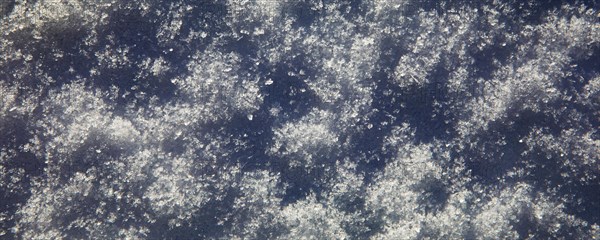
[1, 0, 599, 239]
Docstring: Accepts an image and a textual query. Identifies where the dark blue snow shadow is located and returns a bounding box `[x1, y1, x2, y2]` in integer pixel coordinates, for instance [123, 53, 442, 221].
[0, 114, 45, 239]
[469, 39, 514, 82]
[261, 59, 320, 122]
[349, 37, 406, 176]
[0, 115, 44, 176]
[285, 0, 322, 28]
[561, 46, 600, 132]
[563, 47, 600, 95]
[564, 183, 600, 225]
[517, 94, 600, 226]
[11, 0, 229, 111]
[548, 48, 600, 225]
[0, 0, 15, 19]
[0, 6, 90, 91]
[148, 185, 239, 239]
[401, 65, 456, 142]
[55, 130, 137, 184]
[459, 95, 600, 226]
[524, 145, 600, 226]
[351, 37, 457, 182]
[461, 108, 557, 185]
[511, 206, 557, 239]
[416, 0, 580, 24]
[262, 65, 329, 205]
[336, 0, 366, 20]
[414, 177, 450, 215]
[91, 0, 230, 111]
[49, 170, 155, 240]
[92, 9, 176, 108]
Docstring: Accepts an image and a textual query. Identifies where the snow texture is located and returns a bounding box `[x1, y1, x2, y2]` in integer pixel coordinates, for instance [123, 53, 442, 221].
[1, 0, 600, 239]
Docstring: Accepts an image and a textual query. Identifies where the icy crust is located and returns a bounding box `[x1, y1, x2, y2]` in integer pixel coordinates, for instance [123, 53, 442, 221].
[1, 0, 600, 239]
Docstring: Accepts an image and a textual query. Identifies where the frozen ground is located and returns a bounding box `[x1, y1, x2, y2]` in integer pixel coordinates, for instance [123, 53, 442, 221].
[1, 0, 599, 239]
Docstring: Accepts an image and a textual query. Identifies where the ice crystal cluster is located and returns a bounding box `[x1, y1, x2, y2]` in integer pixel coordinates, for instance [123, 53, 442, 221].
[1, 0, 599, 239]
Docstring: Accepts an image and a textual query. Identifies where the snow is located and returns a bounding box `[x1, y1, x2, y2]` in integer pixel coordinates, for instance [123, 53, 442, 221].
[1, 0, 599, 239]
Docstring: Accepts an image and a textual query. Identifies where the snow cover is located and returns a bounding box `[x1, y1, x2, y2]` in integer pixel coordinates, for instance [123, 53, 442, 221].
[1, 0, 599, 239]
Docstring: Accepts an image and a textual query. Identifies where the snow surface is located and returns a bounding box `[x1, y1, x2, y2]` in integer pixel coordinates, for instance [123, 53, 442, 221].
[1, 0, 599, 239]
